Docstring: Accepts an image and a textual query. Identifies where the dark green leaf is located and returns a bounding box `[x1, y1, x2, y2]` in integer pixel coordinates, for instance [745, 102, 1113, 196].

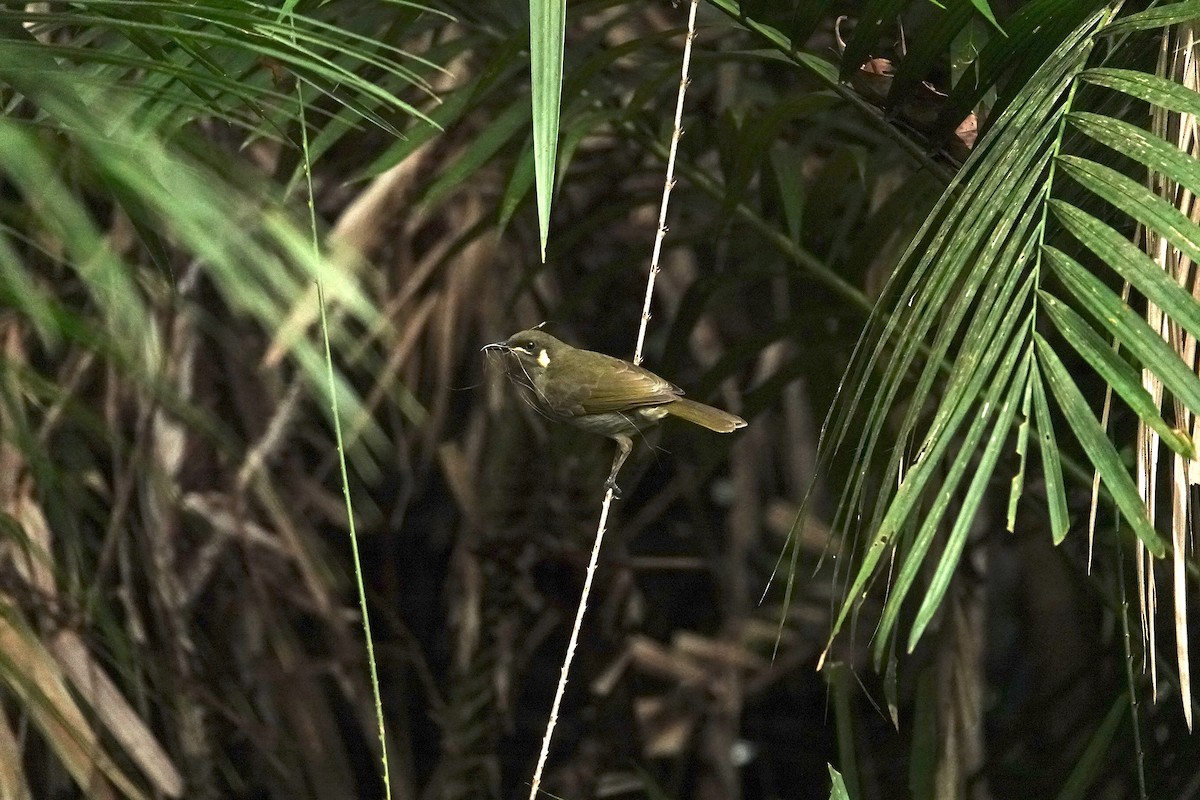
[888, 0, 976, 107]
[1081, 68, 1200, 118]
[1058, 155, 1200, 268]
[1049, 203, 1200, 340]
[1054, 693, 1131, 800]
[906, 343, 1031, 653]
[1104, 2, 1200, 35]
[1035, 334, 1165, 556]
[1030, 362, 1070, 544]
[1008, 365, 1034, 532]
[529, 0, 565, 260]
[1068, 112, 1200, 199]
[838, 0, 906, 83]
[421, 99, 528, 209]
[828, 765, 852, 800]
[968, 0, 1005, 32]
[1040, 288, 1194, 458]
[1044, 246, 1200, 422]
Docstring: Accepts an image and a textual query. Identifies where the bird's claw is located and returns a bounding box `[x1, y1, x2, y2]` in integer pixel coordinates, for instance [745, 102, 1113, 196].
[604, 478, 622, 498]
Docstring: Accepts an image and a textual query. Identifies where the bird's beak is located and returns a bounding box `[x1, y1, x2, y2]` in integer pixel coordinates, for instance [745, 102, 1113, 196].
[481, 340, 510, 353]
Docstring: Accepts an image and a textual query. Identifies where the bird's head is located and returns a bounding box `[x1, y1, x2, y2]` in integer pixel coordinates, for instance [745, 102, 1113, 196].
[483, 328, 566, 370]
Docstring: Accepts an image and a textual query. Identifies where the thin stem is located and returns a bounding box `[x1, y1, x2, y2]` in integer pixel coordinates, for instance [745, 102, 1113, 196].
[633, 0, 699, 366]
[317, 282, 391, 798]
[527, 2, 700, 796]
[1116, 534, 1149, 800]
[295, 54, 391, 798]
[527, 488, 616, 799]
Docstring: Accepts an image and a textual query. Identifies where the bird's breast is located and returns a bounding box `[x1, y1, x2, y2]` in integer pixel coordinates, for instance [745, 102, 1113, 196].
[567, 405, 670, 437]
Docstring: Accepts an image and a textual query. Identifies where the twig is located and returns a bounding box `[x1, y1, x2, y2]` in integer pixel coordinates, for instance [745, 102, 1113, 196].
[527, 487, 616, 799]
[633, 0, 700, 367]
[526, 2, 700, 797]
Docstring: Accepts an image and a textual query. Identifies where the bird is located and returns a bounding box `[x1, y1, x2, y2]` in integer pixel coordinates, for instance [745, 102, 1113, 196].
[483, 328, 746, 496]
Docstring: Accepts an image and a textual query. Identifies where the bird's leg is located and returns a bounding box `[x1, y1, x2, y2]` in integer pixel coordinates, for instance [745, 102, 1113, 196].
[605, 435, 633, 498]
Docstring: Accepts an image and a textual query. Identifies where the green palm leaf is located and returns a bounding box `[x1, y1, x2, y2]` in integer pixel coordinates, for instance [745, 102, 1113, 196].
[820, 1, 1200, 663]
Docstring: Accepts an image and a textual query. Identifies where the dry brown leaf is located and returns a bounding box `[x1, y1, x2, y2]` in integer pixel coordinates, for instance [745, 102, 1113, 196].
[439, 442, 483, 532]
[633, 695, 694, 758]
[1172, 454, 1192, 730]
[850, 56, 895, 105]
[0, 712, 31, 800]
[269, 625, 364, 798]
[8, 493, 55, 600]
[627, 636, 709, 685]
[345, 292, 439, 449]
[0, 605, 141, 800]
[251, 479, 339, 619]
[50, 631, 184, 798]
[331, 141, 435, 258]
[949, 112, 979, 162]
[590, 648, 632, 697]
[672, 631, 767, 672]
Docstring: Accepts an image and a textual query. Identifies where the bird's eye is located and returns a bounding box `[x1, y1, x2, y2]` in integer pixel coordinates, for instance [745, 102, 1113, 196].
[525, 341, 536, 350]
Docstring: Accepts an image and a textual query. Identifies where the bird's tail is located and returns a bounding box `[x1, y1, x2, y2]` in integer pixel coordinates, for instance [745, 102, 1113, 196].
[664, 397, 746, 433]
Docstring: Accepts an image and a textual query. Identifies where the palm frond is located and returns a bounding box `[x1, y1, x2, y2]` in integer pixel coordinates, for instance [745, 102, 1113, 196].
[820, 2, 1200, 693]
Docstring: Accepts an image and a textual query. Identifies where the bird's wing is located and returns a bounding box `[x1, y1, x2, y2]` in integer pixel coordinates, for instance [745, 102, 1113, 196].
[556, 353, 682, 415]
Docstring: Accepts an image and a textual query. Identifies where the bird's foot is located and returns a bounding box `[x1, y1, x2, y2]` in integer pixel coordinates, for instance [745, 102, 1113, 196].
[604, 477, 622, 498]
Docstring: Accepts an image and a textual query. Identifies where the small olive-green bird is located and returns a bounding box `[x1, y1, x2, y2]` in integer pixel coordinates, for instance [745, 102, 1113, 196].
[483, 328, 746, 495]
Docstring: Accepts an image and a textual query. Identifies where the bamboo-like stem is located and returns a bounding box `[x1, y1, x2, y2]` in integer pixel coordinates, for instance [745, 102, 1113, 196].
[526, 486, 615, 799]
[527, 2, 700, 797]
[633, 0, 700, 367]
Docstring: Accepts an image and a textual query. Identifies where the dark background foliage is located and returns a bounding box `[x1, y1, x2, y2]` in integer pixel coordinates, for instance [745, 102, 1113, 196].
[1, 1, 1198, 799]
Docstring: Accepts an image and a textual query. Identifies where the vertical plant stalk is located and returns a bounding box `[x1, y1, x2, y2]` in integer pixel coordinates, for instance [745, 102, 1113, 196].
[316, 286, 391, 799]
[526, 492, 616, 800]
[1136, 20, 1196, 730]
[632, 0, 700, 367]
[297, 78, 392, 795]
[526, 2, 700, 797]
[1117, 539, 1149, 800]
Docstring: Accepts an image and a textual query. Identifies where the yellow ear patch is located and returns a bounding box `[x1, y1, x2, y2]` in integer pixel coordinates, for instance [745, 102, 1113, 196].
[537, 348, 551, 368]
